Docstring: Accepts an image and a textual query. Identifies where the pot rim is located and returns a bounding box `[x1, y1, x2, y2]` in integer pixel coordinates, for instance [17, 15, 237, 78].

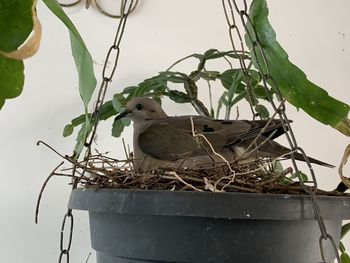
[68, 188, 350, 220]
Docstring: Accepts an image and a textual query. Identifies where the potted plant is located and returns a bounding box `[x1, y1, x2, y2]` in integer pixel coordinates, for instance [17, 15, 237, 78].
[2, 0, 350, 262]
[64, 1, 350, 263]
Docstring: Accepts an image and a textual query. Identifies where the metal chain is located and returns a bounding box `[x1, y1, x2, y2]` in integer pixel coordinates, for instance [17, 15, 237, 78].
[221, 1, 341, 262]
[58, 1, 135, 262]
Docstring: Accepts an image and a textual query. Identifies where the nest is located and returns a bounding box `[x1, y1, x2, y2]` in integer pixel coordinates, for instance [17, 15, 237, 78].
[58, 152, 344, 196]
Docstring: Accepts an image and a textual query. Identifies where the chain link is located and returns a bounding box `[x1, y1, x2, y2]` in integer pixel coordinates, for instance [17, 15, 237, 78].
[58, 1, 135, 262]
[222, 0, 341, 262]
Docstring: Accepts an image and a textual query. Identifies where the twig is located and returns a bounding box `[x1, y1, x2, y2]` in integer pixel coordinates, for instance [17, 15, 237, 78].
[85, 252, 92, 263]
[190, 117, 235, 175]
[259, 167, 293, 186]
[37, 140, 67, 159]
[35, 162, 64, 224]
[168, 171, 203, 192]
[238, 98, 288, 160]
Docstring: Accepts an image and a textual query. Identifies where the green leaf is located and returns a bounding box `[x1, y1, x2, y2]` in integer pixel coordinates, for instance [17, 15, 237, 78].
[341, 223, 350, 240]
[247, 0, 350, 136]
[112, 118, 131, 138]
[167, 90, 192, 103]
[63, 124, 74, 137]
[272, 160, 284, 173]
[230, 90, 247, 107]
[341, 252, 350, 263]
[99, 100, 117, 120]
[132, 74, 168, 98]
[249, 70, 262, 86]
[167, 75, 186, 83]
[43, 0, 96, 108]
[71, 113, 89, 127]
[112, 94, 126, 112]
[64, 101, 116, 138]
[198, 71, 220, 81]
[122, 86, 137, 94]
[290, 171, 309, 182]
[0, 0, 33, 110]
[0, 55, 24, 110]
[203, 49, 218, 59]
[255, 104, 270, 119]
[219, 69, 244, 90]
[254, 85, 273, 100]
[0, 0, 33, 52]
[74, 117, 92, 157]
[340, 241, 346, 253]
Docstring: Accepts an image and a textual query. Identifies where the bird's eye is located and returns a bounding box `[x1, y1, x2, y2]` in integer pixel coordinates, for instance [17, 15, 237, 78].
[135, 104, 143, 111]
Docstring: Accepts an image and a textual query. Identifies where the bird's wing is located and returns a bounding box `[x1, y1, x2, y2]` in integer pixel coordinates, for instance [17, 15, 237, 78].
[138, 116, 289, 161]
[231, 119, 289, 142]
[138, 116, 235, 161]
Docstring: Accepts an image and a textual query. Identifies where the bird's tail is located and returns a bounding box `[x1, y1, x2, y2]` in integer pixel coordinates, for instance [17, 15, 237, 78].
[292, 152, 335, 168]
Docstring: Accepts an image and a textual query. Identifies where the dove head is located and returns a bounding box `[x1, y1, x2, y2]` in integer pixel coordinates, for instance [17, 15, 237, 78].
[115, 97, 168, 123]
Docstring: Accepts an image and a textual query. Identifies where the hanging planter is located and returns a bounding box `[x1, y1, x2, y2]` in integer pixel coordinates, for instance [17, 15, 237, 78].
[68, 188, 350, 263]
[58, 0, 350, 261]
[8, 0, 347, 262]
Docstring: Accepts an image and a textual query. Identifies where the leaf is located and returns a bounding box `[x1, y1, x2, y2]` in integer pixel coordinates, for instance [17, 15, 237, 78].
[340, 241, 346, 253]
[341, 252, 350, 263]
[112, 94, 126, 112]
[254, 85, 273, 100]
[339, 144, 350, 190]
[99, 100, 117, 120]
[112, 118, 131, 138]
[290, 171, 309, 182]
[122, 86, 137, 94]
[219, 69, 244, 90]
[64, 101, 116, 138]
[229, 90, 247, 107]
[43, 0, 96, 108]
[247, 0, 350, 136]
[0, 0, 33, 52]
[167, 90, 192, 103]
[206, 50, 233, 59]
[203, 49, 218, 58]
[249, 70, 262, 86]
[0, 0, 41, 60]
[132, 74, 168, 98]
[63, 124, 74, 137]
[255, 104, 270, 119]
[167, 75, 186, 83]
[0, 0, 34, 110]
[198, 71, 220, 81]
[0, 55, 24, 110]
[74, 117, 92, 157]
[272, 160, 284, 173]
[341, 223, 350, 240]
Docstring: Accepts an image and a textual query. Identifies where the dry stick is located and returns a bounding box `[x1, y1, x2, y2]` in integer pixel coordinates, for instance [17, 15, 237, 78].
[211, 153, 294, 191]
[122, 138, 134, 170]
[238, 98, 288, 161]
[164, 173, 258, 193]
[259, 167, 293, 187]
[35, 161, 64, 224]
[37, 140, 88, 172]
[168, 171, 203, 192]
[85, 252, 92, 263]
[189, 117, 235, 174]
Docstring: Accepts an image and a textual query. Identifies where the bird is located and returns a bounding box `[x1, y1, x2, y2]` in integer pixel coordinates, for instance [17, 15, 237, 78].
[114, 96, 334, 172]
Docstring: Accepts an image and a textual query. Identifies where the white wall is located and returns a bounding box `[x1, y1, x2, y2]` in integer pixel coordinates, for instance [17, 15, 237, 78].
[0, 0, 349, 262]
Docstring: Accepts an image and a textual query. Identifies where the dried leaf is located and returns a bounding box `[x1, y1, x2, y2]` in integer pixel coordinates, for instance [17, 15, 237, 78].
[338, 144, 350, 189]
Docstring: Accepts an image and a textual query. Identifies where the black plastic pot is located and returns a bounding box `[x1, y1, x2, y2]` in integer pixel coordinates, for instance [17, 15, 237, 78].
[68, 188, 350, 263]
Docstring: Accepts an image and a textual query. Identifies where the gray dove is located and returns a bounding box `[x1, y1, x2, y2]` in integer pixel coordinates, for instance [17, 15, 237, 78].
[115, 97, 333, 171]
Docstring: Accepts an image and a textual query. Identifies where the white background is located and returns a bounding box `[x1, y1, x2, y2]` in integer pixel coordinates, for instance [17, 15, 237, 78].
[0, 0, 349, 262]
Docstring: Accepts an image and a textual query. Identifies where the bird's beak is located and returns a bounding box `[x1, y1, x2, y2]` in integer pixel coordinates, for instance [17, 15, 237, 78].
[114, 110, 129, 122]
